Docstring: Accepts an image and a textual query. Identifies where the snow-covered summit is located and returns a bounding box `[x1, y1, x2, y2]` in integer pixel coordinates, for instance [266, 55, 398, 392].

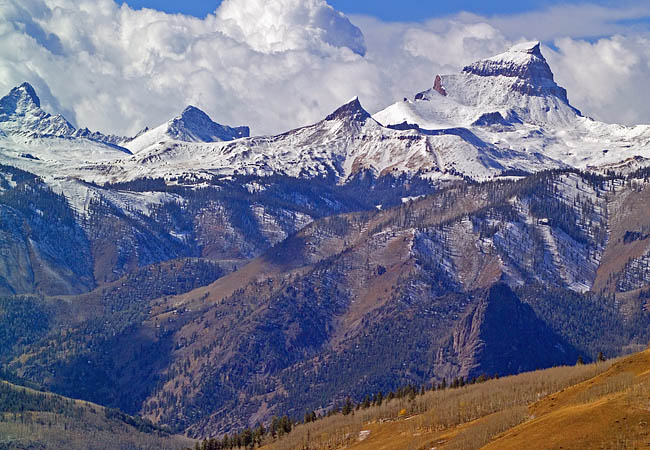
[462, 41, 574, 105]
[508, 41, 543, 54]
[1, 82, 41, 110]
[375, 41, 581, 132]
[0, 82, 75, 138]
[125, 105, 250, 153]
[0, 82, 135, 154]
[374, 42, 650, 174]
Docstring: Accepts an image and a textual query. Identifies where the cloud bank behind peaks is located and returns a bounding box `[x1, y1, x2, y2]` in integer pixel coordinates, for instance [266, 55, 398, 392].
[1, 0, 650, 137]
[215, 0, 366, 55]
[0, 0, 370, 136]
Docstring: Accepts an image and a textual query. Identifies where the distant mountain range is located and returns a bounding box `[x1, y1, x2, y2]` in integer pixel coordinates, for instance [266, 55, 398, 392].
[0, 43, 649, 439]
[3, 41, 650, 189]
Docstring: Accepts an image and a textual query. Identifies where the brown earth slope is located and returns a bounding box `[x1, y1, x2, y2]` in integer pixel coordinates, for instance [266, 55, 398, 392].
[259, 350, 650, 450]
[483, 349, 650, 450]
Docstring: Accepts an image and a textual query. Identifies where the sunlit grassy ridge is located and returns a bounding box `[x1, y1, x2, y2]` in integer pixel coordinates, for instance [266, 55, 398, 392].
[245, 350, 650, 450]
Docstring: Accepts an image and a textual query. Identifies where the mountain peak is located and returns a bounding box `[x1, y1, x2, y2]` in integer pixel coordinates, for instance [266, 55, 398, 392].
[15, 82, 41, 108]
[0, 82, 42, 118]
[126, 105, 249, 152]
[325, 97, 371, 122]
[462, 41, 574, 105]
[463, 41, 549, 78]
[0, 82, 76, 137]
[506, 41, 542, 57]
[179, 105, 209, 121]
[165, 105, 249, 142]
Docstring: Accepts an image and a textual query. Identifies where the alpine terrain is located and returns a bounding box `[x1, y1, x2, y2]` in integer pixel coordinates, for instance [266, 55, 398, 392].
[1, 41, 650, 446]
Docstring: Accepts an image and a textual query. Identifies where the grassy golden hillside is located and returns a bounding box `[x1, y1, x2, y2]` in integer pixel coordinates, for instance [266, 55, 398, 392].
[0, 379, 193, 450]
[484, 349, 650, 450]
[257, 350, 650, 450]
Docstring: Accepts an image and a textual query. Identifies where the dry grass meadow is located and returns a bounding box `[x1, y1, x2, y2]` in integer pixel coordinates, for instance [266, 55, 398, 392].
[260, 350, 650, 450]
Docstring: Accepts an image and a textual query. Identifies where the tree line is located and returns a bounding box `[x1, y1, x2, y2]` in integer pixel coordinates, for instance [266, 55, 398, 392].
[187, 374, 498, 450]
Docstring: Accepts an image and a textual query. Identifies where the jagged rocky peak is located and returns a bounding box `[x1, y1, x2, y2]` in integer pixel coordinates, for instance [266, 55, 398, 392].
[0, 82, 75, 137]
[72, 127, 132, 149]
[463, 41, 547, 79]
[415, 75, 447, 101]
[325, 96, 371, 122]
[166, 105, 249, 142]
[462, 41, 572, 103]
[134, 126, 149, 138]
[0, 82, 42, 118]
[433, 75, 447, 96]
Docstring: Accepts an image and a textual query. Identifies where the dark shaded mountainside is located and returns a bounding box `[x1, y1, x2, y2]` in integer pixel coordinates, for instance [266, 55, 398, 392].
[2, 161, 650, 438]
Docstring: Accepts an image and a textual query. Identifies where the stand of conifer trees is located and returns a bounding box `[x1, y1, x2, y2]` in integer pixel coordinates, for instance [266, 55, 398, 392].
[188, 374, 496, 450]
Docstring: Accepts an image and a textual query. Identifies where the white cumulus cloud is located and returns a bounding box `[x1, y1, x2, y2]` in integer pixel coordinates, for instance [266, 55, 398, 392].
[0, 0, 649, 136]
[545, 34, 650, 125]
[215, 0, 366, 55]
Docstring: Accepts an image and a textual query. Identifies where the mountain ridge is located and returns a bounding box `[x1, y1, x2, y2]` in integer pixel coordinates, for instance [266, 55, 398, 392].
[3, 43, 650, 188]
[125, 105, 250, 153]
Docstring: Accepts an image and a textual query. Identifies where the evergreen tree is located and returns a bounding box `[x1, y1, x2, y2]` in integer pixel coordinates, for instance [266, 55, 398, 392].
[279, 415, 292, 435]
[270, 416, 279, 438]
[241, 428, 253, 449]
[253, 423, 265, 446]
[341, 397, 353, 415]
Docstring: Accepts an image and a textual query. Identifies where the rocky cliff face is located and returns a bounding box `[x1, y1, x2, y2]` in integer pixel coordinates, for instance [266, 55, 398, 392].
[441, 283, 579, 379]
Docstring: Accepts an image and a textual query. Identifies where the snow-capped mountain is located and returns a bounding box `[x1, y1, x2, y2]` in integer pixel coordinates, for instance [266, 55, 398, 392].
[122, 97, 439, 181]
[125, 105, 250, 153]
[111, 96, 562, 183]
[0, 84, 252, 186]
[374, 41, 650, 171]
[0, 82, 135, 192]
[0, 83, 76, 138]
[376, 42, 581, 129]
[3, 42, 650, 189]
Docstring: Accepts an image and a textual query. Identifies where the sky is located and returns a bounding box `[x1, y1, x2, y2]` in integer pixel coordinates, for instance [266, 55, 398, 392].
[2, 0, 650, 136]
[116, 0, 638, 23]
